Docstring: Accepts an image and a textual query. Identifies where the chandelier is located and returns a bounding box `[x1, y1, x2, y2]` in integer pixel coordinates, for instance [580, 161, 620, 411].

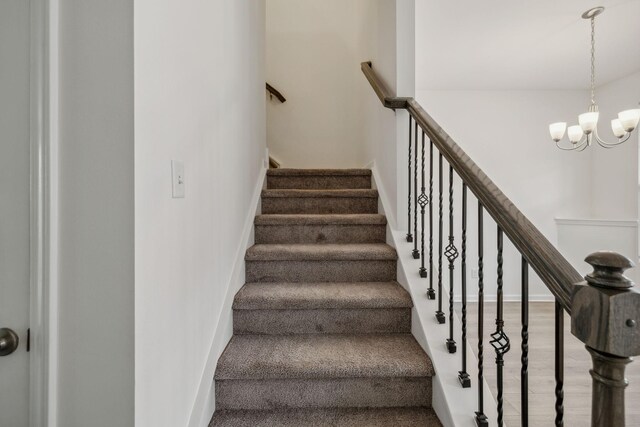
[549, 7, 640, 151]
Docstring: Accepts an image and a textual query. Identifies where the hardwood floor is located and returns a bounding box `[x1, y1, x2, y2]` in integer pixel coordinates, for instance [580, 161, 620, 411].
[457, 302, 640, 426]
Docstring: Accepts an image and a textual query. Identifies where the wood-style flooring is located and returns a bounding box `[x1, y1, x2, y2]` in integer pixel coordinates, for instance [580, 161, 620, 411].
[458, 302, 640, 426]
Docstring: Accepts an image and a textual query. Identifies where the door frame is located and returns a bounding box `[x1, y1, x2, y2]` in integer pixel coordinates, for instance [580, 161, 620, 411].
[29, 0, 56, 425]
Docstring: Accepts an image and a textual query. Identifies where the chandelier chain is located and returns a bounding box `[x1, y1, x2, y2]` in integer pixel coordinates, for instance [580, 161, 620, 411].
[590, 16, 596, 106]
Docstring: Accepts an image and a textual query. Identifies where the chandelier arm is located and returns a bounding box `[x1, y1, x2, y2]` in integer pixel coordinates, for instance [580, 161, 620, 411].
[555, 137, 587, 151]
[594, 131, 631, 148]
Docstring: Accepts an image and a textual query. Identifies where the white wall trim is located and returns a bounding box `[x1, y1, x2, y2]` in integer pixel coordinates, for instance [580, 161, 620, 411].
[186, 166, 266, 427]
[368, 161, 398, 230]
[555, 217, 639, 228]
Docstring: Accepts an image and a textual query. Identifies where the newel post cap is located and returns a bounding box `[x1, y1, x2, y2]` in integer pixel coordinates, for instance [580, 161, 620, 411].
[571, 251, 640, 357]
[585, 251, 635, 289]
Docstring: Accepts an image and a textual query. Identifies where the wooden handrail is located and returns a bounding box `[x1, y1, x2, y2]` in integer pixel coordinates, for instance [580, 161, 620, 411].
[266, 83, 286, 103]
[361, 61, 582, 313]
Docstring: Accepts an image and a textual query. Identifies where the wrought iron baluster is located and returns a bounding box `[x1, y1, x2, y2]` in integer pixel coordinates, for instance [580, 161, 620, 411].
[490, 226, 510, 427]
[406, 115, 413, 242]
[555, 301, 564, 426]
[436, 153, 445, 324]
[427, 139, 435, 299]
[413, 121, 420, 259]
[522, 257, 529, 427]
[458, 183, 470, 387]
[418, 131, 428, 277]
[445, 165, 458, 353]
[475, 203, 488, 427]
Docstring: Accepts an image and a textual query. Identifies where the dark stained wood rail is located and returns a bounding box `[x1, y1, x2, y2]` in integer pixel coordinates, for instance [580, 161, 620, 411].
[266, 83, 286, 103]
[361, 61, 582, 313]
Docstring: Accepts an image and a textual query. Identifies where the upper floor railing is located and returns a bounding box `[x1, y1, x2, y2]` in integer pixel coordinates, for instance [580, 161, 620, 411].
[361, 61, 640, 427]
[266, 82, 286, 103]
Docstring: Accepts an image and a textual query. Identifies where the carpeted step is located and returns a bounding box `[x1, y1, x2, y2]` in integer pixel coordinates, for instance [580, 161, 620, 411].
[233, 282, 412, 334]
[255, 214, 387, 244]
[261, 189, 378, 214]
[267, 168, 372, 190]
[245, 244, 397, 282]
[209, 407, 443, 426]
[215, 334, 433, 410]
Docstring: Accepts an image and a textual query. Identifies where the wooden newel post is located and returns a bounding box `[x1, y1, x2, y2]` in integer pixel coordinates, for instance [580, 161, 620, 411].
[571, 251, 640, 427]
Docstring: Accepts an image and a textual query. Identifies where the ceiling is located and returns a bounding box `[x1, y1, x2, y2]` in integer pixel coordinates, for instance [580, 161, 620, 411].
[415, 0, 640, 90]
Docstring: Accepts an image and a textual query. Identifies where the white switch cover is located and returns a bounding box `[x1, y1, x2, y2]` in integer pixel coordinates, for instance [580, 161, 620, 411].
[172, 160, 185, 198]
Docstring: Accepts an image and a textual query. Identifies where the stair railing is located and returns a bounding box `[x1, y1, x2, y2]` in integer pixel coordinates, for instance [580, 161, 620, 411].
[362, 61, 640, 427]
[266, 82, 286, 103]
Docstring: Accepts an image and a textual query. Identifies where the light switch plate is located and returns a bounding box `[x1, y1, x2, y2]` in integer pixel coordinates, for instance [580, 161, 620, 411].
[172, 160, 185, 198]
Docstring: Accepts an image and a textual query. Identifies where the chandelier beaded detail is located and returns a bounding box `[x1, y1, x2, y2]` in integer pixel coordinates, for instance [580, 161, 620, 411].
[549, 7, 640, 151]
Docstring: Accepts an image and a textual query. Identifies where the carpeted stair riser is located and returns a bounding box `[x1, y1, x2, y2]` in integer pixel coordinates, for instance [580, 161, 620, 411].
[215, 376, 432, 411]
[255, 223, 386, 244]
[267, 169, 372, 190]
[245, 260, 396, 282]
[210, 407, 442, 427]
[261, 190, 378, 215]
[233, 308, 411, 334]
[254, 214, 387, 244]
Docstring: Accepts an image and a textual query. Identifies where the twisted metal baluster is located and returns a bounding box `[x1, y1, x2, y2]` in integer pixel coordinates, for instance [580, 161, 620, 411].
[522, 257, 529, 427]
[412, 121, 420, 259]
[445, 165, 458, 353]
[406, 116, 413, 242]
[490, 227, 510, 427]
[555, 301, 564, 426]
[427, 140, 435, 298]
[458, 183, 470, 387]
[435, 153, 445, 324]
[418, 131, 429, 277]
[475, 203, 488, 427]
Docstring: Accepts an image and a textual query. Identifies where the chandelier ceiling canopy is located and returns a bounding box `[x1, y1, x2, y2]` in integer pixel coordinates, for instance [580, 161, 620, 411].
[549, 6, 640, 151]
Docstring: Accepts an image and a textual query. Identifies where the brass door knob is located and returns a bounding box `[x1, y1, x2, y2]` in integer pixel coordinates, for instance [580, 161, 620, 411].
[0, 328, 19, 356]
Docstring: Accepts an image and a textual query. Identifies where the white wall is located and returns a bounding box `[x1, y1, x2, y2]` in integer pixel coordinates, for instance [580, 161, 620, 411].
[134, 2, 266, 427]
[266, 0, 374, 168]
[415, 89, 590, 298]
[0, 1, 31, 424]
[362, 0, 415, 229]
[588, 71, 640, 219]
[57, 1, 134, 426]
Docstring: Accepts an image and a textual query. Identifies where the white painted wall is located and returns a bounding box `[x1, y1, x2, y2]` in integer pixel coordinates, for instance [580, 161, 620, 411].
[266, 0, 374, 168]
[134, 2, 266, 427]
[362, 0, 415, 229]
[588, 71, 640, 219]
[57, 1, 134, 426]
[0, 1, 31, 425]
[557, 219, 639, 281]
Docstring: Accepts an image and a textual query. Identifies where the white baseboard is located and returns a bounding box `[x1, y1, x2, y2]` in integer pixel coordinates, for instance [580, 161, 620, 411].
[186, 167, 266, 427]
[368, 161, 397, 230]
[370, 170, 497, 427]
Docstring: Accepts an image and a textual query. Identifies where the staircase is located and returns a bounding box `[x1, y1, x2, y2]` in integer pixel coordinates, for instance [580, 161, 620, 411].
[210, 169, 441, 426]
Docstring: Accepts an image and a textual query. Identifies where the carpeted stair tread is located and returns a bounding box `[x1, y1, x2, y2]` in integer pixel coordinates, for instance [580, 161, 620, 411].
[262, 189, 378, 198]
[233, 282, 412, 310]
[215, 334, 433, 380]
[245, 243, 397, 261]
[209, 407, 442, 426]
[267, 169, 372, 177]
[255, 214, 386, 225]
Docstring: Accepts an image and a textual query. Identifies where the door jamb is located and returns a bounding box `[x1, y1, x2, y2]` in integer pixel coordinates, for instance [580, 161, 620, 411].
[29, 0, 57, 425]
